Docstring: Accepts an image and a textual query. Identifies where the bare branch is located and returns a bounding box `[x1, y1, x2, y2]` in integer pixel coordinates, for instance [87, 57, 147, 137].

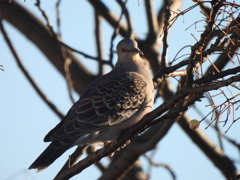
[0, 19, 64, 119]
[178, 114, 237, 178]
[194, 66, 240, 85]
[116, 0, 133, 37]
[144, 155, 176, 180]
[0, 2, 96, 94]
[88, 0, 132, 38]
[55, 145, 89, 179]
[145, 0, 158, 39]
[185, 74, 240, 94]
[160, 0, 172, 68]
[94, 10, 104, 76]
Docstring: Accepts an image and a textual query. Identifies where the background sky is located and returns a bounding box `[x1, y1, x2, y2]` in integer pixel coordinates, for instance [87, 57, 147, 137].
[1, 0, 240, 180]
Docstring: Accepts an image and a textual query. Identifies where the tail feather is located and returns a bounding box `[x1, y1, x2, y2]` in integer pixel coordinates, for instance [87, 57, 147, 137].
[28, 141, 70, 172]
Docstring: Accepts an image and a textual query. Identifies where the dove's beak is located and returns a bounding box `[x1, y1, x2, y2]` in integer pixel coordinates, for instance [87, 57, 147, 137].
[134, 48, 144, 56]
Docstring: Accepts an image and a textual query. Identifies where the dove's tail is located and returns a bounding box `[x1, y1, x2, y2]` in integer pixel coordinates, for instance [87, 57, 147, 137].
[28, 141, 70, 172]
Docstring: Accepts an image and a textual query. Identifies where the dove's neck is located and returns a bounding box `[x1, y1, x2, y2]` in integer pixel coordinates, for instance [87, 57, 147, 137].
[115, 58, 149, 74]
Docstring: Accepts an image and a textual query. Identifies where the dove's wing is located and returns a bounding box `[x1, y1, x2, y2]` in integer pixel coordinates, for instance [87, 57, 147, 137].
[44, 71, 147, 141]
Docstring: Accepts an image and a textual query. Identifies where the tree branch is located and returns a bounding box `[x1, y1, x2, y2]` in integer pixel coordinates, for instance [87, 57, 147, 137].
[178, 114, 237, 178]
[0, 2, 96, 95]
[0, 18, 64, 119]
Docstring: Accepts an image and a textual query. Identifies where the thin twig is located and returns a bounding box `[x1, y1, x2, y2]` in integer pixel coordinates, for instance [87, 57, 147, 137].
[0, 19, 64, 119]
[108, 0, 127, 66]
[160, 0, 172, 68]
[55, 39, 111, 65]
[54, 145, 89, 179]
[94, 10, 104, 76]
[35, 0, 56, 37]
[116, 0, 133, 38]
[55, 0, 62, 36]
[144, 155, 176, 180]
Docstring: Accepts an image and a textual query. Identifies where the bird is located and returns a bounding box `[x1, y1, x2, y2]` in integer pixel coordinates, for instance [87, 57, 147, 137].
[28, 38, 154, 172]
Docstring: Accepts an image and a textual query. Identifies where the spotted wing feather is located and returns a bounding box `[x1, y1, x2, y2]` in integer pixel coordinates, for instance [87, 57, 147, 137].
[45, 72, 146, 141]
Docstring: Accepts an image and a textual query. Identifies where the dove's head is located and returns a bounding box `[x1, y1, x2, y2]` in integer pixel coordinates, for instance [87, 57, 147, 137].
[116, 39, 143, 62]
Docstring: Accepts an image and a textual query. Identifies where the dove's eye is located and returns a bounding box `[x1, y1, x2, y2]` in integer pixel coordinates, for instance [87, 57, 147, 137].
[122, 49, 132, 53]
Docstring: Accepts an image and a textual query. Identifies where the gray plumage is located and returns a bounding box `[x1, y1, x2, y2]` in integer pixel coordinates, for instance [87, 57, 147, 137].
[29, 38, 154, 172]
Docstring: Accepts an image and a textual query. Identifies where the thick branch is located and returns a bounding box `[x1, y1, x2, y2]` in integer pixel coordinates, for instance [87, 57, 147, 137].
[54, 88, 188, 180]
[99, 117, 176, 180]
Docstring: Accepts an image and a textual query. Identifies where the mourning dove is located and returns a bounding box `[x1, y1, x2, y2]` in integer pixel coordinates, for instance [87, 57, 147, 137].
[29, 38, 154, 172]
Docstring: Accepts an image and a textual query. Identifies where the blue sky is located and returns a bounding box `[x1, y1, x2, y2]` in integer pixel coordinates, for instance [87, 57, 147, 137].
[1, 0, 239, 180]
